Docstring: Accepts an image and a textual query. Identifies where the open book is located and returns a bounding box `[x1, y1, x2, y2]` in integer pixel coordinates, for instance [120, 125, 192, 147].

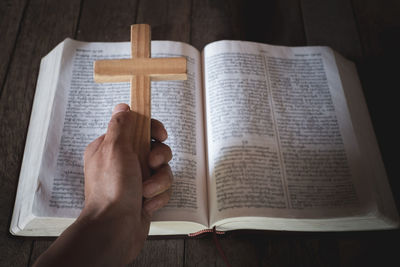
[10, 39, 399, 236]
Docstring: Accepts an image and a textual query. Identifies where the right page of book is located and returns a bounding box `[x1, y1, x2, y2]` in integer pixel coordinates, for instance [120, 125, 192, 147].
[203, 40, 389, 228]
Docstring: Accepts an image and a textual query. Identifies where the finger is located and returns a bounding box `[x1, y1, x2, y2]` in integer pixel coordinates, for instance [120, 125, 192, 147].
[143, 189, 171, 216]
[104, 103, 134, 144]
[142, 164, 173, 198]
[84, 134, 105, 160]
[148, 142, 173, 169]
[151, 119, 167, 142]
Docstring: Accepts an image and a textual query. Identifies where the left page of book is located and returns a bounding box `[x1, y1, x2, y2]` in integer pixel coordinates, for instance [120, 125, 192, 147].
[12, 39, 208, 236]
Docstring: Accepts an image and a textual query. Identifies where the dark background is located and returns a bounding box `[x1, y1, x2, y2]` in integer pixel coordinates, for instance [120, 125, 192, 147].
[1, 0, 399, 266]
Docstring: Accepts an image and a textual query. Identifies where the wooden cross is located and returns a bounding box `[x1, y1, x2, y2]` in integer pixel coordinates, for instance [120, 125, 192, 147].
[94, 24, 187, 175]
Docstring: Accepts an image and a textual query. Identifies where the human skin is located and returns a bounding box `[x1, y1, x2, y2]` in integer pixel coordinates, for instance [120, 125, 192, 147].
[34, 103, 173, 267]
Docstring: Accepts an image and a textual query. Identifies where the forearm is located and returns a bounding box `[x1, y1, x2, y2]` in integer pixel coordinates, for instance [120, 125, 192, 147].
[34, 208, 141, 267]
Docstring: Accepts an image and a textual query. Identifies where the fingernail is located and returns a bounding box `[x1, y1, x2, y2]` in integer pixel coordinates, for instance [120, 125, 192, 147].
[112, 103, 130, 115]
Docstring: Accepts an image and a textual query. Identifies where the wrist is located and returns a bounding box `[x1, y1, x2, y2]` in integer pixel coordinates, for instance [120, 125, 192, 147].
[73, 205, 141, 265]
[78, 200, 138, 230]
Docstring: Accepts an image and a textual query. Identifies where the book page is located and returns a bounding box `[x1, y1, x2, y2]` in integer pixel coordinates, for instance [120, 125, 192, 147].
[333, 52, 399, 226]
[32, 39, 208, 227]
[10, 41, 66, 234]
[203, 41, 375, 225]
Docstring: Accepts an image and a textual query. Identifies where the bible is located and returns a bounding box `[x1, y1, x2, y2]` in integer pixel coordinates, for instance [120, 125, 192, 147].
[10, 38, 399, 236]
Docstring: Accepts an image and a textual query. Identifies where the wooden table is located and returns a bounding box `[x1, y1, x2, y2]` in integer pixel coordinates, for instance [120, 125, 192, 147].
[1, 0, 399, 266]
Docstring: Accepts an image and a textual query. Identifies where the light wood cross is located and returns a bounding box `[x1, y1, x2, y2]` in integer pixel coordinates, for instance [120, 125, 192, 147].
[94, 24, 187, 174]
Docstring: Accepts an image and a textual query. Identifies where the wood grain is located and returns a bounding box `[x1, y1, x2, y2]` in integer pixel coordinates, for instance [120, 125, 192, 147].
[0, 0, 28, 95]
[129, 25, 151, 162]
[131, 24, 151, 58]
[94, 57, 187, 82]
[240, 0, 307, 46]
[301, 0, 363, 61]
[337, 231, 400, 267]
[28, 240, 55, 266]
[76, 0, 139, 41]
[129, 239, 184, 267]
[136, 0, 192, 43]
[190, 0, 242, 50]
[185, 234, 260, 267]
[93, 24, 187, 176]
[130, 74, 151, 177]
[351, 0, 400, 210]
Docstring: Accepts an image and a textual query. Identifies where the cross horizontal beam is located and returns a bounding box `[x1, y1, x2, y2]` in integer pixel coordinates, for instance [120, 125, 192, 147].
[93, 24, 187, 179]
[94, 57, 187, 82]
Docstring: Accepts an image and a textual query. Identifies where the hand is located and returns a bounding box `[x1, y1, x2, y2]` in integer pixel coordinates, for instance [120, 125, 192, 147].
[81, 103, 173, 260]
[34, 103, 173, 267]
[83, 103, 173, 217]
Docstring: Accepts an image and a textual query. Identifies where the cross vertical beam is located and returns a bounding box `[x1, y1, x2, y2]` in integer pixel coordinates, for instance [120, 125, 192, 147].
[93, 24, 187, 178]
[130, 25, 151, 174]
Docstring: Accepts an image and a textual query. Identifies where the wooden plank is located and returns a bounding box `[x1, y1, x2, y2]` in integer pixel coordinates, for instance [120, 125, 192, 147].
[241, 0, 306, 46]
[258, 236, 325, 266]
[78, 0, 192, 42]
[185, 234, 260, 267]
[351, 0, 400, 58]
[190, 0, 242, 50]
[301, 0, 363, 61]
[185, 237, 221, 266]
[76, 0, 139, 41]
[351, 0, 400, 209]
[338, 231, 400, 267]
[191, 0, 306, 50]
[28, 240, 54, 266]
[185, 232, 343, 267]
[136, 0, 191, 43]
[0, 0, 81, 265]
[0, 0, 28, 96]
[29, 240, 185, 266]
[129, 239, 184, 267]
